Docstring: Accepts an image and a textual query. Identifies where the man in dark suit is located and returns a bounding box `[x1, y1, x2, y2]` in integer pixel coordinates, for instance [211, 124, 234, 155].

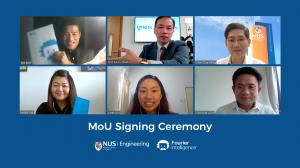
[53, 22, 106, 64]
[116, 16, 189, 64]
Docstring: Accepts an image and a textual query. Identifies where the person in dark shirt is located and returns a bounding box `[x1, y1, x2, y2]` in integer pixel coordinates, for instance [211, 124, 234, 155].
[36, 69, 77, 114]
[129, 75, 175, 114]
[53, 22, 105, 64]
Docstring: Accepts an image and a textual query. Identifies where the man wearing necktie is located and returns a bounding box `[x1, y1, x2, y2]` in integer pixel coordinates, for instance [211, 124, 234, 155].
[116, 16, 189, 64]
[159, 46, 167, 60]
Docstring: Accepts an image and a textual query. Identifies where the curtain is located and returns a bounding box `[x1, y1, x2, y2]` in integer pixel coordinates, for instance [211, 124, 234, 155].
[265, 66, 281, 113]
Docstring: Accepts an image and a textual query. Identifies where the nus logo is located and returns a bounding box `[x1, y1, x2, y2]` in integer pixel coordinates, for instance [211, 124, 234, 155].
[137, 25, 152, 31]
[102, 141, 117, 147]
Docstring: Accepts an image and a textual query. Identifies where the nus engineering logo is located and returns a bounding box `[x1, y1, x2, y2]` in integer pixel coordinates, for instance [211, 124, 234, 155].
[94, 141, 117, 151]
[95, 141, 103, 151]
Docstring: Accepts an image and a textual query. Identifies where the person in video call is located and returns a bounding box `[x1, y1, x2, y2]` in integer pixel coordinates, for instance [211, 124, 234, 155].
[129, 75, 175, 114]
[36, 69, 77, 114]
[216, 67, 276, 114]
[114, 16, 189, 64]
[217, 23, 264, 64]
[53, 22, 106, 64]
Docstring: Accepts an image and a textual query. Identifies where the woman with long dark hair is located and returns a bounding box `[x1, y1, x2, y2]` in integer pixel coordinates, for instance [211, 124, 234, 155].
[36, 69, 77, 114]
[130, 75, 173, 114]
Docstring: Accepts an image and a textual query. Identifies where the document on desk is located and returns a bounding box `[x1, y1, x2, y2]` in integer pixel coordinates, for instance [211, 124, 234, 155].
[72, 96, 90, 114]
[27, 24, 59, 64]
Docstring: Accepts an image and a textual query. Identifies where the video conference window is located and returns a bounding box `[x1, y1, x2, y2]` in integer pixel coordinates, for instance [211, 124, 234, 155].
[107, 16, 194, 64]
[194, 16, 281, 65]
[20, 66, 106, 114]
[135, 16, 181, 42]
[107, 66, 193, 114]
[19, 16, 282, 116]
[20, 16, 106, 65]
[195, 66, 280, 114]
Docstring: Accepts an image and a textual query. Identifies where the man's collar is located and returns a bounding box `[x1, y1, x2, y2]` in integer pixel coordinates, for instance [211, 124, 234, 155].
[157, 41, 170, 49]
[232, 101, 261, 112]
[228, 55, 247, 64]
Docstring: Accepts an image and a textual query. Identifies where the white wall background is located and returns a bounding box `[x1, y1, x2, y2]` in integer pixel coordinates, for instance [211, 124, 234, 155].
[121, 16, 193, 55]
[195, 66, 273, 113]
[108, 66, 193, 114]
[107, 66, 128, 112]
[20, 66, 106, 114]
